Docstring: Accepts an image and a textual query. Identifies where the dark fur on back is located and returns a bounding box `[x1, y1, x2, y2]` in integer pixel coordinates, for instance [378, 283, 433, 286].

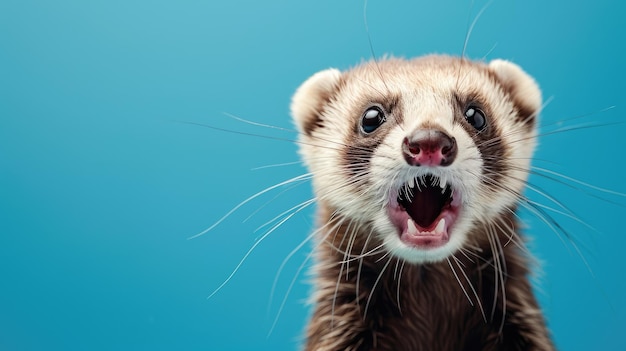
[305, 205, 555, 351]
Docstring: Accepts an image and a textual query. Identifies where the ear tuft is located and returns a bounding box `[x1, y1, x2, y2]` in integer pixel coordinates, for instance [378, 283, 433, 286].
[489, 59, 542, 123]
[291, 68, 342, 136]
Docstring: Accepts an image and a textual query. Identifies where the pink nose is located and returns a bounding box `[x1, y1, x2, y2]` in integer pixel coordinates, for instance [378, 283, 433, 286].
[402, 130, 457, 167]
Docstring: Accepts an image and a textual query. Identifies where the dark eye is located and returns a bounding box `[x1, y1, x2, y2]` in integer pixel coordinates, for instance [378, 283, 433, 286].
[464, 106, 487, 131]
[361, 106, 386, 134]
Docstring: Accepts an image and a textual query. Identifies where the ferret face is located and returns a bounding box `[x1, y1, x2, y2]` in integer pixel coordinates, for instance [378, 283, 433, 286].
[291, 56, 541, 263]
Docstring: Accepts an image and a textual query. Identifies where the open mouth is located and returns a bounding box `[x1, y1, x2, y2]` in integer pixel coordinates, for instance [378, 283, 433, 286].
[388, 174, 461, 249]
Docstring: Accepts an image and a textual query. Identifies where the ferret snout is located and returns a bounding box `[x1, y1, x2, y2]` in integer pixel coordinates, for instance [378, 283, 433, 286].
[402, 129, 457, 167]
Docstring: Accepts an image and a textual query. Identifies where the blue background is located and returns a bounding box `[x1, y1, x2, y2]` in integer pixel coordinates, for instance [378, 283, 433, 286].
[1, 0, 625, 349]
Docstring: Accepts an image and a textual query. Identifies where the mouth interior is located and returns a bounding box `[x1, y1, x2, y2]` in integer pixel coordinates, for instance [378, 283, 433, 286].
[397, 175, 453, 229]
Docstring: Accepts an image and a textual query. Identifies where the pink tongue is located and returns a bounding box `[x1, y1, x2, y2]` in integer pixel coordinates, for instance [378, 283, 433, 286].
[400, 186, 446, 228]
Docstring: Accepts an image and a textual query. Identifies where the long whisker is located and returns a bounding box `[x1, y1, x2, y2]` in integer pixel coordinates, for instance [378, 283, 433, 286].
[251, 161, 303, 171]
[538, 105, 616, 130]
[206, 206, 301, 300]
[461, 0, 493, 58]
[254, 198, 316, 233]
[532, 166, 626, 198]
[363, 255, 393, 320]
[267, 198, 321, 311]
[363, 0, 391, 95]
[395, 259, 406, 315]
[490, 219, 508, 334]
[188, 173, 312, 239]
[522, 199, 595, 276]
[452, 255, 486, 322]
[180, 120, 376, 155]
[246, 183, 311, 225]
[223, 112, 297, 133]
[267, 239, 318, 337]
[447, 257, 474, 307]
[355, 226, 378, 313]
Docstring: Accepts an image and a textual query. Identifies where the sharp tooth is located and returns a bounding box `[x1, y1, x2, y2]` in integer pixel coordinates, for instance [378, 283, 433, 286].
[439, 176, 447, 189]
[407, 218, 418, 235]
[434, 218, 446, 233]
[408, 177, 415, 188]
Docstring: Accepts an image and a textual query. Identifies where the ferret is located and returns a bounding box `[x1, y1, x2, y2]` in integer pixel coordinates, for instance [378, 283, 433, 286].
[290, 55, 555, 350]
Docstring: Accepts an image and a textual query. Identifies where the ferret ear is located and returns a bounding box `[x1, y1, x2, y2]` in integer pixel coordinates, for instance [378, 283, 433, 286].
[291, 68, 342, 136]
[489, 59, 542, 122]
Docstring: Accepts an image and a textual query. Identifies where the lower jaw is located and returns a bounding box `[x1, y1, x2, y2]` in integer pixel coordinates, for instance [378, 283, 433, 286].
[385, 232, 459, 264]
[388, 208, 458, 250]
[400, 232, 449, 249]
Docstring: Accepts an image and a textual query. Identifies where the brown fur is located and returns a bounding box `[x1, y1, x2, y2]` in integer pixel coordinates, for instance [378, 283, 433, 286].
[305, 203, 555, 351]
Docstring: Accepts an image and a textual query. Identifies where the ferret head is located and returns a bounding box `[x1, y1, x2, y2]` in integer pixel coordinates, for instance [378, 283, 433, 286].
[291, 56, 541, 263]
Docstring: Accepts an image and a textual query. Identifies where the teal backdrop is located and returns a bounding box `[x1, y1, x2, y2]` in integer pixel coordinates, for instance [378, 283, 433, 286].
[1, 0, 624, 350]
